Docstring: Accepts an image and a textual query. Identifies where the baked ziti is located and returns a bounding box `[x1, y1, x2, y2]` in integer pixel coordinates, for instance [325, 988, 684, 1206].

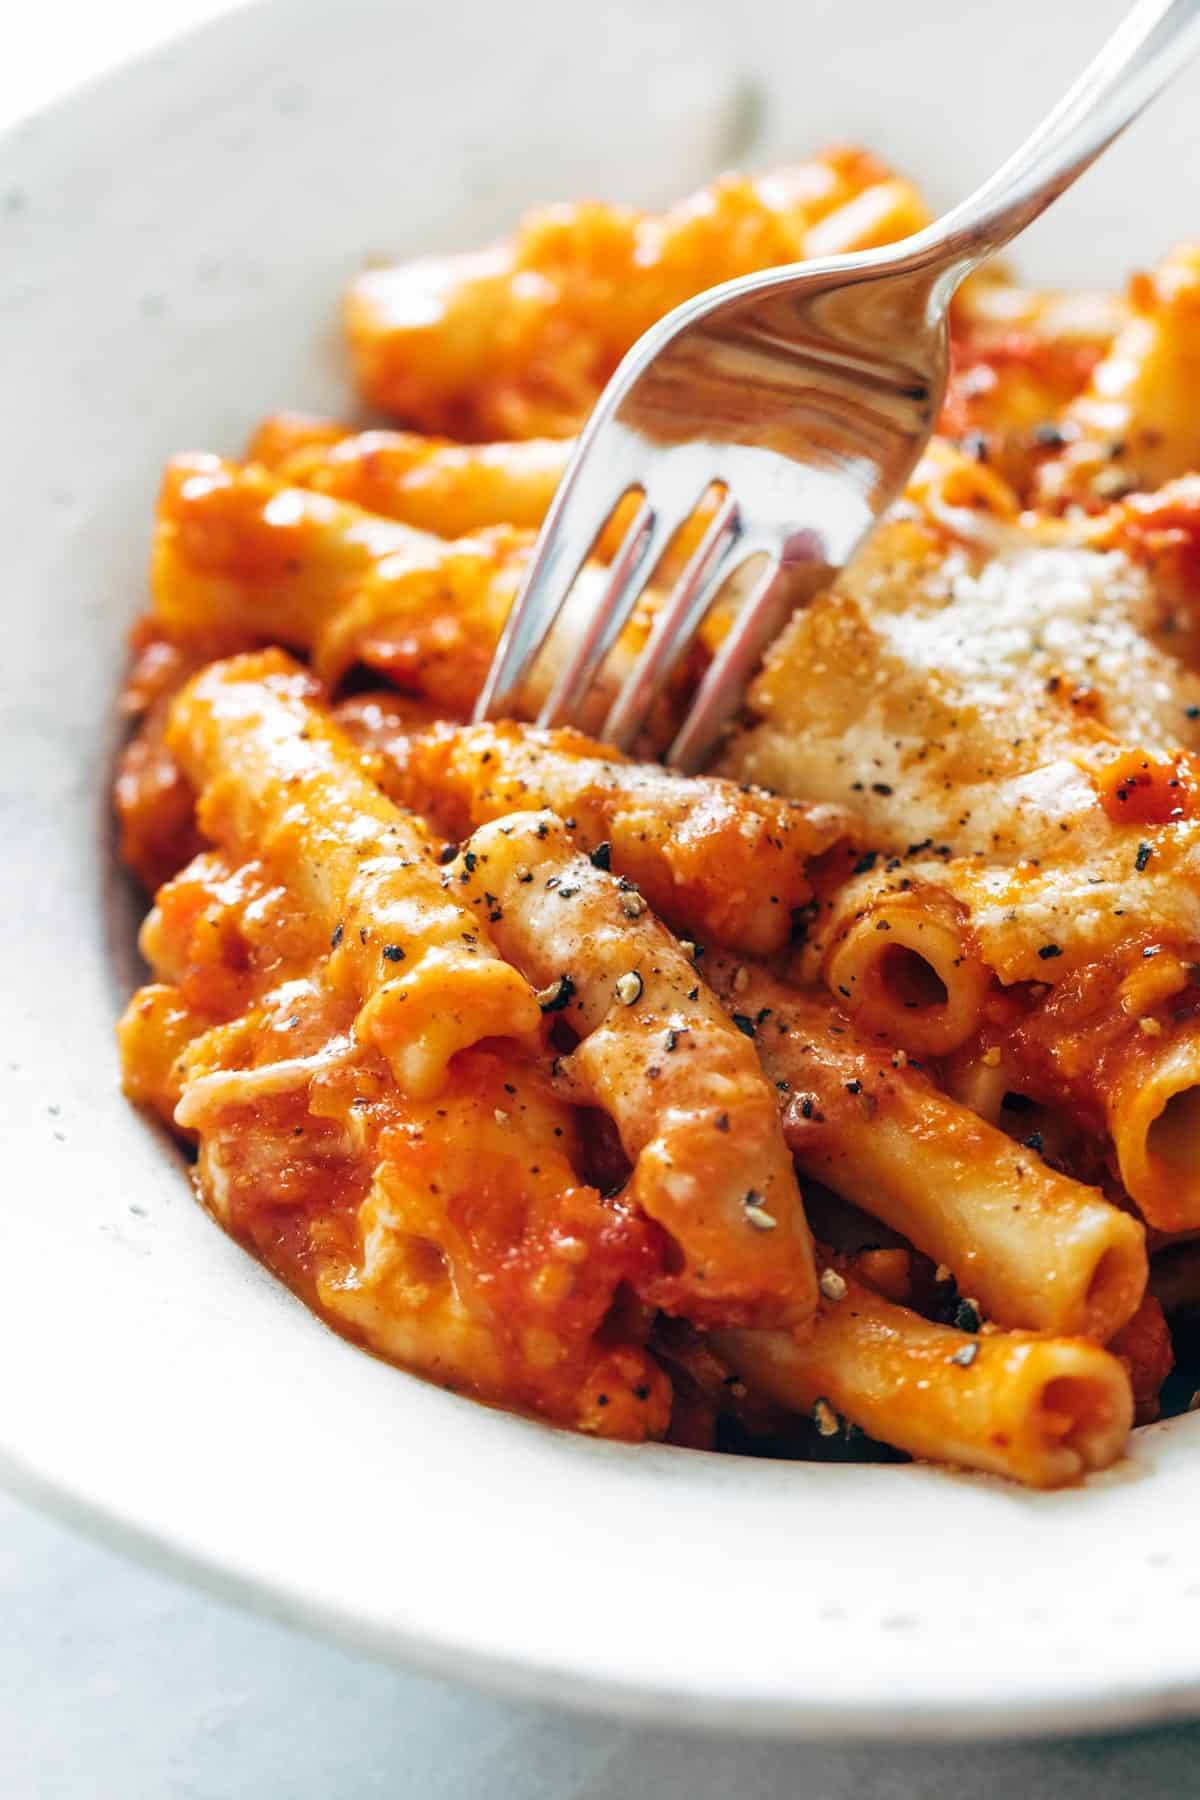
[116, 146, 1200, 1485]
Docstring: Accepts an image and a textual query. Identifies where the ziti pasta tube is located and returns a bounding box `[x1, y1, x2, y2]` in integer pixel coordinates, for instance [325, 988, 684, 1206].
[345, 149, 928, 437]
[446, 810, 818, 1329]
[166, 649, 541, 1096]
[150, 455, 680, 734]
[940, 275, 1124, 496]
[249, 415, 573, 538]
[715, 1272, 1134, 1488]
[975, 952, 1200, 1231]
[706, 960, 1147, 1339]
[151, 454, 530, 712]
[821, 873, 992, 1056]
[248, 416, 718, 574]
[1037, 244, 1200, 509]
[134, 846, 329, 1029]
[119, 981, 214, 1122]
[362, 715, 856, 956]
[1106, 1024, 1200, 1233]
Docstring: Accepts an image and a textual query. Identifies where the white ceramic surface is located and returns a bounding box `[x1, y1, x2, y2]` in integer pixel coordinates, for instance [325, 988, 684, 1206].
[4, 0, 1200, 1743]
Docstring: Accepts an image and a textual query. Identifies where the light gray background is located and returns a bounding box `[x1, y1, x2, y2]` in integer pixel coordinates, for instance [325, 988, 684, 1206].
[7, 3, 1200, 1793]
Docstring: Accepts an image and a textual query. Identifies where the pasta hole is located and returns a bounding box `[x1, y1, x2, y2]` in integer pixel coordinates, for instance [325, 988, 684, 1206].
[1036, 1375, 1110, 1448]
[1147, 1085, 1200, 1174]
[877, 945, 947, 1013]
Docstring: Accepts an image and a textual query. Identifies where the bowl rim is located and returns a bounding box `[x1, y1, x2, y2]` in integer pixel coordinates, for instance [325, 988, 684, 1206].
[8, 1424, 1200, 1745]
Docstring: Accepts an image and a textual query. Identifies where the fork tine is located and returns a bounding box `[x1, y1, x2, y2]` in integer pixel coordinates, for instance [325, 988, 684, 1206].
[473, 526, 589, 721]
[667, 551, 796, 772]
[536, 498, 672, 728]
[474, 459, 638, 721]
[601, 492, 740, 751]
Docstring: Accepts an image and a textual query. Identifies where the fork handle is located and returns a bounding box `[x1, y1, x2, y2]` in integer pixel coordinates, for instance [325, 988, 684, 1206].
[912, 0, 1200, 281]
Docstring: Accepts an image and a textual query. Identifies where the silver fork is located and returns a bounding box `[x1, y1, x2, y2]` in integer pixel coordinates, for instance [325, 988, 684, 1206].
[475, 0, 1200, 770]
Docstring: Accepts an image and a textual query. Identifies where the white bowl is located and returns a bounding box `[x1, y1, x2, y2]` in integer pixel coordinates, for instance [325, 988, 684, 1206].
[4, 0, 1200, 1742]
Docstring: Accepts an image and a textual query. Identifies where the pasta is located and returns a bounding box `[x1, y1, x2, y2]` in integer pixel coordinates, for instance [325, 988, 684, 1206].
[150, 453, 681, 739]
[339, 710, 856, 955]
[165, 648, 542, 1096]
[447, 811, 818, 1327]
[151, 453, 530, 708]
[122, 847, 670, 1435]
[248, 414, 575, 537]
[1036, 245, 1200, 509]
[114, 148, 1200, 1487]
[714, 1271, 1134, 1488]
[345, 147, 928, 437]
[819, 871, 991, 1056]
[704, 958, 1147, 1339]
[943, 271, 1126, 496]
[964, 954, 1200, 1233]
[247, 414, 717, 583]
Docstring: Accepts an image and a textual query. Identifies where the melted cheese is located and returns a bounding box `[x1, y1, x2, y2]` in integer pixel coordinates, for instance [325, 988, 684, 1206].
[728, 530, 1200, 865]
